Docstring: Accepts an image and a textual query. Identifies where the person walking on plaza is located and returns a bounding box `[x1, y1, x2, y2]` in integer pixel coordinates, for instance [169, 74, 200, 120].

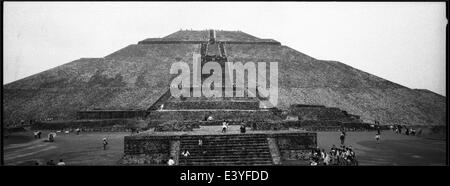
[339, 131, 346, 145]
[57, 159, 66, 166]
[103, 138, 108, 150]
[48, 132, 55, 142]
[34, 131, 38, 139]
[375, 130, 381, 143]
[46, 160, 56, 166]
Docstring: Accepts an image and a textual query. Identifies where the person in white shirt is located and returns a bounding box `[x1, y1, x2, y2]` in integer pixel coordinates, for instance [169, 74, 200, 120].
[167, 157, 175, 166]
[57, 159, 65, 166]
[324, 154, 331, 165]
[221, 122, 228, 133]
[181, 150, 190, 164]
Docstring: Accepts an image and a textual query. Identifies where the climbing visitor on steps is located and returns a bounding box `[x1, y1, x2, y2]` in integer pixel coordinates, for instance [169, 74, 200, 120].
[167, 157, 175, 166]
[198, 138, 207, 155]
[221, 121, 228, 133]
[181, 150, 190, 165]
[240, 122, 246, 133]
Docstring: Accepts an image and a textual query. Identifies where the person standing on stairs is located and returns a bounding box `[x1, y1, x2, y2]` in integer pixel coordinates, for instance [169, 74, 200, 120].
[198, 138, 206, 155]
[222, 121, 228, 133]
[167, 157, 175, 166]
[181, 150, 190, 165]
[240, 122, 246, 133]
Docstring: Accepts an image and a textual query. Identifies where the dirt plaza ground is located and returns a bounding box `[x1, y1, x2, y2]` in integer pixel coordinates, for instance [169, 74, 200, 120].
[3, 126, 446, 166]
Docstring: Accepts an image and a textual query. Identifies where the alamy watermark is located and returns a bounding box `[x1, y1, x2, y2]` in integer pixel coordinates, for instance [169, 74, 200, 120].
[170, 54, 278, 108]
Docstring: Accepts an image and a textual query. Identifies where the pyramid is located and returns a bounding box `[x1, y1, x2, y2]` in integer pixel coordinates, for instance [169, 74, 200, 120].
[3, 30, 446, 126]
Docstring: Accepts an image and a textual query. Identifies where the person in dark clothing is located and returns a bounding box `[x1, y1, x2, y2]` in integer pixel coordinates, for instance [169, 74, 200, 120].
[240, 123, 246, 133]
[198, 138, 206, 155]
[46, 160, 55, 166]
[252, 122, 257, 130]
[340, 132, 345, 145]
[103, 138, 108, 150]
[48, 133, 54, 142]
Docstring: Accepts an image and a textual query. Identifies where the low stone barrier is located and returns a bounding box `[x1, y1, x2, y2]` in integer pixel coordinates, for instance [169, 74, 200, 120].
[32, 119, 146, 131]
[248, 120, 374, 132]
[274, 133, 317, 162]
[154, 121, 200, 132]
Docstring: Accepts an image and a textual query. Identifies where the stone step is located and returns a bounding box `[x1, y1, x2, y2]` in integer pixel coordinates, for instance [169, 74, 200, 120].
[179, 161, 273, 166]
[180, 148, 270, 153]
[181, 140, 267, 146]
[181, 140, 268, 144]
[181, 136, 268, 139]
[181, 144, 268, 148]
[180, 134, 269, 140]
[184, 157, 272, 162]
[178, 132, 273, 166]
[180, 148, 271, 153]
[181, 148, 270, 153]
[181, 135, 269, 140]
[148, 110, 281, 121]
[164, 100, 259, 110]
[181, 143, 267, 146]
[184, 154, 273, 159]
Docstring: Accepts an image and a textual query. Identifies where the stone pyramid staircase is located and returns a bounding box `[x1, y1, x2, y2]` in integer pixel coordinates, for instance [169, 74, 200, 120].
[179, 134, 274, 165]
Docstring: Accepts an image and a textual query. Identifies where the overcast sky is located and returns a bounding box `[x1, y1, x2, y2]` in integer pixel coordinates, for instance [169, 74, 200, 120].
[3, 2, 447, 96]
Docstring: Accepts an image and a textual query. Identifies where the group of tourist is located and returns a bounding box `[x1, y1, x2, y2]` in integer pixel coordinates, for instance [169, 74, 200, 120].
[393, 125, 419, 136]
[44, 132, 57, 142]
[33, 131, 42, 139]
[310, 145, 357, 166]
[220, 121, 247, 134]
[35, 159, 65, 166]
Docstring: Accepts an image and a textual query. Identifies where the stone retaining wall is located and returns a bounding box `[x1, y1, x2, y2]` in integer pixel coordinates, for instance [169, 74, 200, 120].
[164, 100, 259, 110]
[148, 110, 281, 121]
[32, 119, 146, 130]
[275, 133, 317, 162]
[121, 132, 317, 165]
[77, 110, 146, 120]
[249, 120, 374, 131]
